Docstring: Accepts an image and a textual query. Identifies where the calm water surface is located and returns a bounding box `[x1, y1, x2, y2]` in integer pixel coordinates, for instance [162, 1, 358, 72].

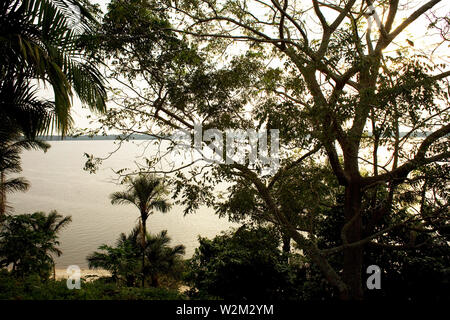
[9, 140, 238, 268]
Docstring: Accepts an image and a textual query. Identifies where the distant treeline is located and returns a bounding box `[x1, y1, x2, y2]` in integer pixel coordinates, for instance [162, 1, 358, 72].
[38, 132, 432, 141]
[38, 134, 160, 141]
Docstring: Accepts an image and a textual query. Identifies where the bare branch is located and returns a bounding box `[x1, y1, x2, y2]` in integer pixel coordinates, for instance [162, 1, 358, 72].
[363, 123, 450, 186]
[312, 0, 329, 30]
[268, 144, 322, 189]
[376, 0, 442, 52]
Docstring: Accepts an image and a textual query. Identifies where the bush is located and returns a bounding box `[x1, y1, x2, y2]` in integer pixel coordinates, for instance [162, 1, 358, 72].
[185, 226, 306, 300]
[0, 270, 187, 300]
[0, 211, 71, 279]
[87, 227, 185, 288]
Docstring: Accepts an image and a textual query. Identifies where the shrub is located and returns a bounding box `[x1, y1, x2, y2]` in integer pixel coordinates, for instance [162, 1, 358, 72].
[87, 226, 185, 288]
[0, 270, 186, 300]
[0, 211, 71, 279]
[185, 226, 306, 300]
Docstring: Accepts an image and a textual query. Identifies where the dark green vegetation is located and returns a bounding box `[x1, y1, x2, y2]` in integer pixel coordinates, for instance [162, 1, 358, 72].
[0, 270, 185, 300]
[0, 211, 187, 300]
[0, 0, 106, 135]
[185, 223, 449, 301]
[0, 211, 71, 279]
[185, 226, 306, 300]
[1, 0, 449, 301]
[109, 174, 172, 286]
[87, 226, 185, 288]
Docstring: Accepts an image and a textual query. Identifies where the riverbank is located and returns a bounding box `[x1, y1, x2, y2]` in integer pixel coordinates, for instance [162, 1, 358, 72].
[54, 269, 190, 292]
[55, 268, 111, 281]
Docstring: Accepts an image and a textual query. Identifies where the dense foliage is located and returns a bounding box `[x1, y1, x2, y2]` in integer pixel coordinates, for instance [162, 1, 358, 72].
[0, 270, 185, 300]
[0, 0, 107, 136]
[87, 226, 185, 288]
[185, 226, 307, 300]
[300, 191, 450, 301]
[0, 211, 71, 279]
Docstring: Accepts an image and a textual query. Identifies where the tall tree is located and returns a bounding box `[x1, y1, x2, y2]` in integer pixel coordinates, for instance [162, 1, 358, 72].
[110, 174, 172, 287]
[86, 0, 449, 300]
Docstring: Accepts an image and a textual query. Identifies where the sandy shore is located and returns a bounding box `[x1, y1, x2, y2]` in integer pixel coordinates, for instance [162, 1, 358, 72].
[54, 268, 111, 281]
[54, 268, 190, 292]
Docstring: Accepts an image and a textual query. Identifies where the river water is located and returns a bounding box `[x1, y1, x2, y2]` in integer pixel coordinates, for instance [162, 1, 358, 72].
[8, 140, 238, 268]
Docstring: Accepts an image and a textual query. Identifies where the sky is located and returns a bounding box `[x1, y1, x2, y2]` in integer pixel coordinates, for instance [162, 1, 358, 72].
[46, 0, 450, 134]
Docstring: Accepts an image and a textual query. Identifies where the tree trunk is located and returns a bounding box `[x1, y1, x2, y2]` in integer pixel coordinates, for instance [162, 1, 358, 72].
[141, 216, 147, 288]
[0, 170, 6, 219]
[151, 274, 159, 287]
[282, 234, 291, 253]
[237, 163, 349, 298]
[342, 183, 364, 300]
[281, 234, 291, 263]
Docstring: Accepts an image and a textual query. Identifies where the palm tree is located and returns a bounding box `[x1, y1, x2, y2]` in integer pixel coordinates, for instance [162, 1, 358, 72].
[144, 230, 185, 287]
[87, 226, 141, 286]
[0, 0, 107, 135]
[0, 210, 72, 279]
[0, 0, 106, 219]
[110, 174, 172, 287]
[0, 76, 58, 140]
[0, 146, 29, 218]
[32, 210, 72, 279]
[87, 226, 185, 288]
[0, 120, 49, 219]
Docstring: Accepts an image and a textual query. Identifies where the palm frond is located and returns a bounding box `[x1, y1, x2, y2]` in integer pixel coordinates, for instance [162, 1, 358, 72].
[49, 210, 72, 232]
[0, 0, 107, 136]
[11, 138, 50, 152]
[0, 177, 30, 193]
[170, 244, 186, 256]
[150, 199, 172, 213]
[0, 147, 23, 173]
[110, 191, 137, 206]
[87, 251, 112, 270]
